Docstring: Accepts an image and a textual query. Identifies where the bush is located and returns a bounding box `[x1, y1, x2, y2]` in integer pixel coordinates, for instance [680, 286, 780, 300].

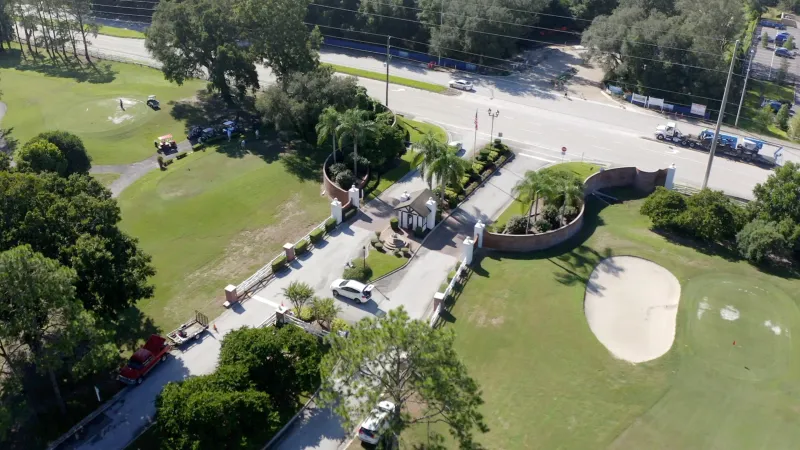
[534, 219, 553, 233]
[176, 152, 188, 160]
[271, 255, 287, 272]
[402, 248, 411, 257]
[563, 205, 580, 223]
[460, 175, 471, 188]
[374, 242, 384, 252]
[390, 217, 400, 231]
[640, 187, 687, 230]
[777, 104, 790, 131]
[344, 207, 357, 221]
[343, 259, 372, 282]
[345, 153, 370, 176]
[464, 182, 479, 196]
[325, 217, 337, 232]
[543, 204, 560, 228]
[414, 226, 425, 238]
[331, 318, 350, 334]
[295, 239, 309, 255]
[679, 189, 745, 242]
[762, 30, 769, 48]
[335, 169, 355, 190]
[504, 215, 529, 234]
[488, 151, 500, 162]
[296, 305, 314, 322]
[157, 155, 165, 169]
[472, 162, 485, 174]
[444, 189, 459, 208]
[736, 220, 788, 263]
[329, 162, 348, 178]
[497, 155, 507, 165]
[393, 249, 402, 257]
[309, 227, 325, 243]
[192, 143, 204, 151]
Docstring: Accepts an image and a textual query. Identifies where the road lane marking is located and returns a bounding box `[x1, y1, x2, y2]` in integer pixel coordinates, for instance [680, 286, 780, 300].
[592, 145, 612, 151]
[519, 153, 557, 163]
[251, 295, 281, 308]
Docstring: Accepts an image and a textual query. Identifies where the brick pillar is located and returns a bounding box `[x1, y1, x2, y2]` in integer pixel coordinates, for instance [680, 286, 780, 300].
[283, 243, 296, 261]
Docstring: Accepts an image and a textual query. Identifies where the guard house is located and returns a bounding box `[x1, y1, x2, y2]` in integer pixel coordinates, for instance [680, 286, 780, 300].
[394, 188, 437, 231]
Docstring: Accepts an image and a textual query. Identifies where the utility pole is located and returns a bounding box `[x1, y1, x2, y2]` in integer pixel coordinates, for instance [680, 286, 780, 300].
[702, 39, 739, 190]
[438, 2, 443, 66]
[735, 50, 754, 128]
[385, 36, 391, 107]
[472, 109, 478, 162]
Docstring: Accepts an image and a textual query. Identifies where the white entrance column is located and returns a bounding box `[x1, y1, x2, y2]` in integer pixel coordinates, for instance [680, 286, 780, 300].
[425, 197, 437, 229]
[348, 186, 360, 209]
[665, 164, 677, 190]
[331, 199, 343, 224]
[474, 221, 485, 248]
[462, 237, 475, 264]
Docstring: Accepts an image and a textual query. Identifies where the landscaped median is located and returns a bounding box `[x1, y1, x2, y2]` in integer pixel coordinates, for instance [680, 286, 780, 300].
[325, 63, 449, 94]
[97, 25, 146, 39]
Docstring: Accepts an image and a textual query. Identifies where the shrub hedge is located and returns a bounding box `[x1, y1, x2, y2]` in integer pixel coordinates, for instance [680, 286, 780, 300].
[309, 227, 325, 243]
[271, 255, 287, 273]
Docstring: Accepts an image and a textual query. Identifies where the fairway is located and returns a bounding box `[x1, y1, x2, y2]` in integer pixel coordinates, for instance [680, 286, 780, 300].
[118, 144, 330, 330]
[406, 190, 800, 449]
[0, 52, 203, 165]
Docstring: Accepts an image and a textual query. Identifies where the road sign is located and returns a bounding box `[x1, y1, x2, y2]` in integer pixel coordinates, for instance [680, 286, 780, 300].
[561, 146, 567, 153]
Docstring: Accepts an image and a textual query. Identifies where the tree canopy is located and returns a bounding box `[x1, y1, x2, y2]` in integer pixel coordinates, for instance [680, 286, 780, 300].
[28, 131, 91, 175]
[0, 171, 155, 316]
[15, 139, 67, 176]
[319, 307, 488, 448]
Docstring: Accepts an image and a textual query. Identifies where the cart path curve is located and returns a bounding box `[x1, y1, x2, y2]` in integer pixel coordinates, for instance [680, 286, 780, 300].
[90, 139, 191, 197]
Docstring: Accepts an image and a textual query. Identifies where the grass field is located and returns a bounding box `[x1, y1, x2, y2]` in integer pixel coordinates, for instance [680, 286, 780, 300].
[738, 79, 794, 140]
[92, 172, 121, 187]
[0, 50, 203, 165]
[405, 189, 800, 449]
[118, 141, 330, 331]
[398, 116, 448, 143]
[326, 63, 448, 94]
[366, 248, 407, 280]
[97, 25, 146, 39]
[492, 162, 599, 231]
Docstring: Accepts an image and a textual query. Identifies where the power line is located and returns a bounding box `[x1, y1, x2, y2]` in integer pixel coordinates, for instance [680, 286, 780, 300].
[309, 3, 744, 75]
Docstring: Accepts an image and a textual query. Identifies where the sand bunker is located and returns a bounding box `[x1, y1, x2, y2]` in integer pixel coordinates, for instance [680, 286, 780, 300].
[584, 256, 681, 364]
[108, 113, 134, 124]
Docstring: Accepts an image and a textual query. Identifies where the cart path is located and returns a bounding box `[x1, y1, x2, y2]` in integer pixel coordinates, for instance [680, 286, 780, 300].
[0, 102, 8, 152]
[90, 139, 191, 197]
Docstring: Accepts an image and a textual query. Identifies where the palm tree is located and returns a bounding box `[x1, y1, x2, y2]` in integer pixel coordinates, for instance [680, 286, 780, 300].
[427, 150, 470, 206]
[511, 171, 555, 234]
[316, 106, 340, 163]
[414, 131, 446, 189]
[552, 174, 584, 223]
[336, 109, 375, 178]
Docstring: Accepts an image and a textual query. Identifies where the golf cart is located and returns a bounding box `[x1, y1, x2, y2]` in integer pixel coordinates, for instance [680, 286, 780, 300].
[200, 127, 217, 142]
[154, 134, 178, 153]
[146, 95, 160, 110]
[221, 120, 239, 134]
[187, 126, 203, 141]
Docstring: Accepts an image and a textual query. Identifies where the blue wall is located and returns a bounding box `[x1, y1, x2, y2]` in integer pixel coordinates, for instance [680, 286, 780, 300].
[323, 37, 477, 72]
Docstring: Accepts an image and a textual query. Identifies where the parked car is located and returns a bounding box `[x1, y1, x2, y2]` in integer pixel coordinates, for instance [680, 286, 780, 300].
[331, 279, 374, 303]
[774, 31, 791, 44]
[761, 19, 787, 30]
[449, 79, 473, 91]
[118, 335, 172, 385]
[762, 98, 792, 112]
[146, 95, 160, 110]
[775, 47, 793, 58]
[187, 126, 203, 141]
[358, 400, 395, 445]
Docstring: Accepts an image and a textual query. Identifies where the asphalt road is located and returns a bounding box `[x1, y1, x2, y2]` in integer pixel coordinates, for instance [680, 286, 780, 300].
[40, 33, 798, 450]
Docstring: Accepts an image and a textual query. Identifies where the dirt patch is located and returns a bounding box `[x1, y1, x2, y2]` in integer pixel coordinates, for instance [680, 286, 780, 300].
[720, 305, 740, 321]
[466, 305, 505, 328]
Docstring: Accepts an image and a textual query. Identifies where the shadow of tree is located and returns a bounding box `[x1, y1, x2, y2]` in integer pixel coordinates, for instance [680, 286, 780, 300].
[280, 139, 327, 181]
[0, 48, 116, 83]
[113, 306, 162, 351]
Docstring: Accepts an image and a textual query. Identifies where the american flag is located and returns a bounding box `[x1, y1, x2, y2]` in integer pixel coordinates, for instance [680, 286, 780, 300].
[474, 109, 478, 130]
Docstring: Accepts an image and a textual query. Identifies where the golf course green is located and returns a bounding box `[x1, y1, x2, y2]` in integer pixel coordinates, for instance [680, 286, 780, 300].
[0, 52, 203, 165]
[406, 189, 800, 449]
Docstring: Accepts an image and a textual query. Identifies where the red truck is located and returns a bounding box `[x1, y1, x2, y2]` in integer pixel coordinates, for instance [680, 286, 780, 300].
[118, 334, 172, 385]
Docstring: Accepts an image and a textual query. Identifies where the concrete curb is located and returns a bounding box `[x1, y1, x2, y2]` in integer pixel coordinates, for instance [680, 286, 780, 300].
[262, 388, 322, 450]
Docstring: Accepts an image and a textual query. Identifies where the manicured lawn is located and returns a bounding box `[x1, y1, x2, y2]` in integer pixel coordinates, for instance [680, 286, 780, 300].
[118, 142, 330, 331]
[398, 115, 448, 144]
[405, 189, 800, 449]
[737, 79, 794, 140]
[325, 63, 448, 93]
[92, 172, 121, 187]
[0, 50, 203, 165]
[97, 25, 146, 39]
[366, 248, 408, 280]
[492, 162, 599, 230]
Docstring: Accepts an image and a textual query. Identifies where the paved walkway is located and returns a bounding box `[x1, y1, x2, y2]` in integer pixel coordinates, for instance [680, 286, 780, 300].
[90, 140, 192, 197]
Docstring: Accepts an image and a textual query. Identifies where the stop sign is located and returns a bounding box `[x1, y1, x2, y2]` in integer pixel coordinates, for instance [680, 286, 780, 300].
[561, 146, 567, 153]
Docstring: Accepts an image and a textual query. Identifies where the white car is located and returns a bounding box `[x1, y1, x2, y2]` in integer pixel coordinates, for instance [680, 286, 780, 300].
[358, 400, 395, 445]
[449, 79, 473, 91]
[330, 279, 374, 303]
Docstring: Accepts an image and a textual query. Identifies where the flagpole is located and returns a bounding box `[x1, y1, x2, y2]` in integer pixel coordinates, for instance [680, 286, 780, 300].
[472, 109, 478, 163]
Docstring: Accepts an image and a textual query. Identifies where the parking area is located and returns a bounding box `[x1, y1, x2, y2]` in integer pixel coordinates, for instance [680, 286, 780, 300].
[750, 21, 800, 85]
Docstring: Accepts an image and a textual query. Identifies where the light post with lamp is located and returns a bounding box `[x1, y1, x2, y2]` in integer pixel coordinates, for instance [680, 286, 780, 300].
[487, 108, 500, 142]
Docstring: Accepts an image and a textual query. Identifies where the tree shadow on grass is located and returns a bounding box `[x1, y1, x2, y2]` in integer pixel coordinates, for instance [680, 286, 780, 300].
[169, 91, 258, 128]
[0, 48, 116, 83]
[112, 306, 162, 351]
[280, 140, 327, 182]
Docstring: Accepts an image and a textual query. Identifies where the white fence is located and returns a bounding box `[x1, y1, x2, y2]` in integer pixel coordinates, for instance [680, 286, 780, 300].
[429, 257, 469, 327]
[235, 216, 332, 297]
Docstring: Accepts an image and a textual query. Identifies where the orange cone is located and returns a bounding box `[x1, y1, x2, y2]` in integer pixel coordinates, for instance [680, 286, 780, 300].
[213, 323, 218, 333]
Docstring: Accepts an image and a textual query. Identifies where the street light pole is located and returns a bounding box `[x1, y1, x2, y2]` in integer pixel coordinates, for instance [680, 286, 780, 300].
[768, 50, 776, 79]
[735, 51, 754, 128]
[702, 39, 739, 190]
[385, 36, 391, 107]
[487, 108, 500, 142]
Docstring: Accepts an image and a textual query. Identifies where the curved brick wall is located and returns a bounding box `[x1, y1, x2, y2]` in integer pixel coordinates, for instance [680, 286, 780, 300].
[322, 154, 371, 208]
[483, 166, 667, 252]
